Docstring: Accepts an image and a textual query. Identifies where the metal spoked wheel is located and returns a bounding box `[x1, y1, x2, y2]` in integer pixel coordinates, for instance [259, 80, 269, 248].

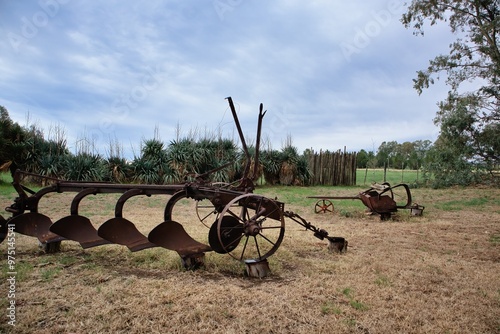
[195, 182, 231, 228]
[314, 199, 334, 214]
[212, 193, 285, 262]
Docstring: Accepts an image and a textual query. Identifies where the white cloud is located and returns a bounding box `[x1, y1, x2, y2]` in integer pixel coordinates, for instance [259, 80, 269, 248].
[0, 0, 456, 158]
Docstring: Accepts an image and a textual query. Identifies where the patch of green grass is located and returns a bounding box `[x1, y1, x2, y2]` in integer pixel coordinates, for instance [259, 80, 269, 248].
[0, 172, 12, 184]
[436, 197, 490, 211]
[2, 261, 34, 281]
[320, 301, 342, 315]
[344, 317, 357, 327]
[357, 168, 422, 186]
[375, 275, 391, 287]
[340, 287, 369, 311]
[349, 299, 369, 311]
[129, 249, 174, 269]
[40, 267, 61, 282]
[489, 234, 500, 245]
[58, 254, 78, 266]
[342, 287, 352, 298]
[0, 173, 15, 197]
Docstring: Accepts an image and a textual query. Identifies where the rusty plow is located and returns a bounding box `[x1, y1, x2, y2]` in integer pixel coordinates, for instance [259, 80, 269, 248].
[1, 97, 347, 276]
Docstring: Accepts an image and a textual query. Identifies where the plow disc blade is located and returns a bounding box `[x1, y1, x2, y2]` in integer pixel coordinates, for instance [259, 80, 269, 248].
[0, 215, 7, 244]
[50, 215, 111, 249]
[8, 213, 64, 243]
[97, 217, 156, 252]
[148, 221, 212, 256]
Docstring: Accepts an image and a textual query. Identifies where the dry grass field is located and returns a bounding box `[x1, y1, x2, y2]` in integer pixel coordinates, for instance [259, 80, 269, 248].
[0, 185, 499, 333]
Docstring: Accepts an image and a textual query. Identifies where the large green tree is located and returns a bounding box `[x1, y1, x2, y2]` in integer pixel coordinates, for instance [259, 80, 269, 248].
[0, 106, 27, 174]
[402, 0, 500, 179]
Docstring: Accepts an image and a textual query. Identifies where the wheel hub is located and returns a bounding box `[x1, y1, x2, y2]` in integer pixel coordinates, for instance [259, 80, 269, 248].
[244, 220, 261, 236]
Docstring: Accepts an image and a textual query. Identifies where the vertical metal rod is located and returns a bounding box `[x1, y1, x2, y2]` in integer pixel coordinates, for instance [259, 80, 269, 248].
[226, 97, 251, 177]
[253, 103, 266, 181]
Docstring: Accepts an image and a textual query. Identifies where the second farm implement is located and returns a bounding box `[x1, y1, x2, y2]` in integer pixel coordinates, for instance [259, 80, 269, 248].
[309, 182, 423, 220]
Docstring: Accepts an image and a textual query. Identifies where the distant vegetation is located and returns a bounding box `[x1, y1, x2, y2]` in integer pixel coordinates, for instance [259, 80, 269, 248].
[0, 106, 497, 188]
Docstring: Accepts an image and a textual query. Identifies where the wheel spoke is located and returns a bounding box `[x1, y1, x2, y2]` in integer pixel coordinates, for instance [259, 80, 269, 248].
[199, 209, 217, 222]
[259, 225, 282, 230]
[226, 208, 245, 223]
[239, 236, 250, 261]
[257, 232, 277, 247]
[253, 236, 262, 259]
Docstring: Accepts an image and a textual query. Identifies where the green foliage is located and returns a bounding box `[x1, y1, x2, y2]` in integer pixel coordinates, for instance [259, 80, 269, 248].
[260, 150, 283, 185]
[320, 301, 342, 315]
[489, 234, 500, 245]
[132, 157, 161, 184]
[132, 138, 172, 184]
[402, 0, 500, 183]
[106, 156, 131, 183]
[63, 153, 108, 181]
[296, 155, 313, 185]
[423, 141, 482, 188]
[356, 149, 376, 168]
[0, 106, 28, 173]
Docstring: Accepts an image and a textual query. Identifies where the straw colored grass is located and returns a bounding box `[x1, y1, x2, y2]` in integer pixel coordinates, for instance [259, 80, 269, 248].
[0, 186, 499, 333]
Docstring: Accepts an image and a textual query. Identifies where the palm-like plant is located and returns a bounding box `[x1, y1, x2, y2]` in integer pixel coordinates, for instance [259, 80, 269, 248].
[132, 138, 171, 184]
[280, 145, 299, 185]
[63, 153, 108, 181]
[131, 157, 160, 184]
[106, 156, 130, 183]
[295, 155, 313, 186]
[261, 150, 283, 185]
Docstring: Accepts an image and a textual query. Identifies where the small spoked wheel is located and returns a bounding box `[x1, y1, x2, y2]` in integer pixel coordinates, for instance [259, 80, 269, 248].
[195, 182, 231, 228]
[210, 193, 285, 262]
[315, 199, 334, 214]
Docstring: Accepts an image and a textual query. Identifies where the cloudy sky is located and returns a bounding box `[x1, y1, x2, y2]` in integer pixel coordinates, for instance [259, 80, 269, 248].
[0, 0, 454, 159]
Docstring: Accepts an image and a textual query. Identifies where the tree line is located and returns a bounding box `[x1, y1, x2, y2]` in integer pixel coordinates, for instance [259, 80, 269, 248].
[0, 106, 312, 186]
[356, 140, 433, 171]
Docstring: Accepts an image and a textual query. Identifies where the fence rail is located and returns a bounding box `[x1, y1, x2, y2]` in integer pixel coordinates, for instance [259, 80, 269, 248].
[305, 148, 357, 186]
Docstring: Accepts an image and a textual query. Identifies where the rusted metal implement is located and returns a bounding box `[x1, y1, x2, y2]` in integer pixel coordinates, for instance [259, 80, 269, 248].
[0, 97, 347, 276]
[308, 182, 424, 220]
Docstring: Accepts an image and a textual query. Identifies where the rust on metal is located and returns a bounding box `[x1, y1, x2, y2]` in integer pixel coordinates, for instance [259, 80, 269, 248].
[50, 188, 110, 248]
[148, 221, 212, 256]
[1, 97, 347, 272]
[98, 189, 156, 252]
[308, 182, 418, 220]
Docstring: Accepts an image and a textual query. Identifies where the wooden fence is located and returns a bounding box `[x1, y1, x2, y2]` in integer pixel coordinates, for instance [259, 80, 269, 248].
[305, 148, 357, 186]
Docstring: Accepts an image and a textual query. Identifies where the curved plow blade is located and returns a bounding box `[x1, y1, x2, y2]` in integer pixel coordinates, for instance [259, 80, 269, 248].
[0, 215, 7, 244]
[50, 215, 111, 249]
[8, 213, 64, 243]
[148, 220, 212, 256]
[97, 217, 156, 252]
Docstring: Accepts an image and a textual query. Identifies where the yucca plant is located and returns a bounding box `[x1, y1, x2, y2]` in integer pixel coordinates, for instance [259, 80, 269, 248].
[167, 138, 195, 176]
[295, 155, 313, 186]
[131, 157, 160, 184]
[106, 156, 131, 183]
[132, 138, 171, 184]
[162, 163, 180, 184]
[142, 139, 167, 162]
[38, 154, 63, 179]
[280, 145, 299, 185]
[63, 153, 108, 181]
[261, 149, 283, 185]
